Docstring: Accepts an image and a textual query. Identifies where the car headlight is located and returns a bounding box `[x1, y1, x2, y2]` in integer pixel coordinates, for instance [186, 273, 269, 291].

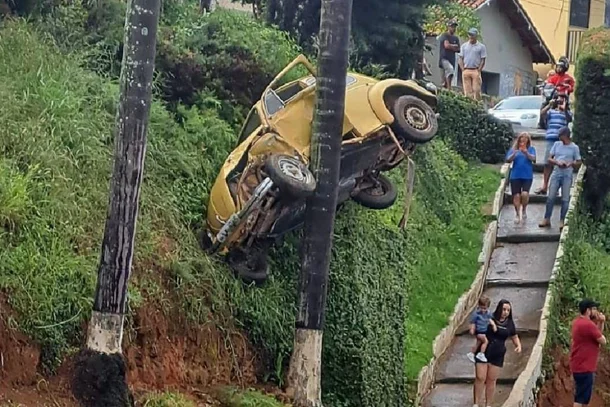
[425, 82, 437, 93]
[520, 113, 537, 119]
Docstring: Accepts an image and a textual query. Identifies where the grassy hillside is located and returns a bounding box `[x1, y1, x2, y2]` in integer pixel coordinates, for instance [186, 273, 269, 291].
[0, 13, 501, 407]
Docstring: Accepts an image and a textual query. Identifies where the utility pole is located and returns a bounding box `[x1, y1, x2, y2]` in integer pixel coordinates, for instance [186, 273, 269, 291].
[71, 0, 160, 405]
[286, 0, 353, 405]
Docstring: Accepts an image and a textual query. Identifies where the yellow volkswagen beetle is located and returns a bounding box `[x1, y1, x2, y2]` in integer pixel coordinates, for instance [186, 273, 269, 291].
[200, 54, 439, 284]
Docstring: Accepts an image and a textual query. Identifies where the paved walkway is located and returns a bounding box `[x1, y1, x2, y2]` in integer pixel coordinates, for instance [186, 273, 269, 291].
[421, 130, 574, 406]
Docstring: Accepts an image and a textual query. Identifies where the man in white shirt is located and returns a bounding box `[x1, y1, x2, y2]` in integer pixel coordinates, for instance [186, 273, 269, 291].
[458, 28, 487, 100]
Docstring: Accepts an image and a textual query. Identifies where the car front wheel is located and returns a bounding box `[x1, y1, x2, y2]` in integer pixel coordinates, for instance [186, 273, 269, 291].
[265, 154, 317, 199]
[391, 95, 438, 144]
[353, 174, 397, 210]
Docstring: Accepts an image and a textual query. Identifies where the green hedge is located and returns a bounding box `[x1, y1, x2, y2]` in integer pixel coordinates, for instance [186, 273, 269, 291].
[573, 27, 610, 218]
[436, 91, 513, 164]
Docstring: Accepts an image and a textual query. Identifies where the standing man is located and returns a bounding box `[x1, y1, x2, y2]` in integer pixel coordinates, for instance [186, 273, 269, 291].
[538, 126, 581, 230]
[535, 93, 572, 196]
[438, 20, 460, 89]
[458, 28, 487, 100]
[570, 299, 606, 407]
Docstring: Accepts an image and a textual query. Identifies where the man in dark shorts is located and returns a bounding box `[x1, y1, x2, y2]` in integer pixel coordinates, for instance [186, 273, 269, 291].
[438, 20, 460, 89]
[570, 299, 606, 407]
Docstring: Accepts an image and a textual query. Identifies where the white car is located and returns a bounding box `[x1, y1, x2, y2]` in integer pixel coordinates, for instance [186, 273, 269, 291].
[487, 95, 541, 129]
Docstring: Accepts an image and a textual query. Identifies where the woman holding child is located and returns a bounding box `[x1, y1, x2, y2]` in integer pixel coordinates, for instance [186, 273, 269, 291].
[505, 133, 536, 224]
[471, 299, 522, 407]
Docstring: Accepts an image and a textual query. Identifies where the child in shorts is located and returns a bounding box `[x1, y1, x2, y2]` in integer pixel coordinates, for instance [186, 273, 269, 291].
[466, 296, 492, 363]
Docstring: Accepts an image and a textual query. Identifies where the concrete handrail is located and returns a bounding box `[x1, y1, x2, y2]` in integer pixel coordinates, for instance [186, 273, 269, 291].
[501, 164, 586, 407]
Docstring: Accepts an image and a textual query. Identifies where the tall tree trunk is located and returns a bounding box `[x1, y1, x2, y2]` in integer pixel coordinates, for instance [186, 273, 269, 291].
[71, 0, 160, 405]
[286, 0, 353, 406]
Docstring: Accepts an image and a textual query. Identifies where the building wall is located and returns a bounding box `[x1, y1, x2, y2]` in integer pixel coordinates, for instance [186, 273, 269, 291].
[424, 1, 536, 98]
[522, 0, 607, 76]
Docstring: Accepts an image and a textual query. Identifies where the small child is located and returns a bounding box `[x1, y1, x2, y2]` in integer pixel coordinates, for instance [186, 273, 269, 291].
[466, 296, 492, 363]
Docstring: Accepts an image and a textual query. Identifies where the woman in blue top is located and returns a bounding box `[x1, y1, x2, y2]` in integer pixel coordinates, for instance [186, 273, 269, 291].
[505, 133, 536, 224]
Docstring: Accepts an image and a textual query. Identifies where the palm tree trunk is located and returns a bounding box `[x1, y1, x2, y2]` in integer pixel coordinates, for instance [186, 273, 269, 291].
[71, 0, 160, 405]
[286, 0, 353, 405]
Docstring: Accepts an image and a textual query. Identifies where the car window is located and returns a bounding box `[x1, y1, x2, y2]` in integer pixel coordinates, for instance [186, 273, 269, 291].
[237, 108, 262, 144]
[494, 97, 540, 110]
[263, 75, 358, 117]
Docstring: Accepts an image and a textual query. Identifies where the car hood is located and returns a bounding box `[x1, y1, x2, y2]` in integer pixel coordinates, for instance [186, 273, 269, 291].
[489, 109, 538, 119]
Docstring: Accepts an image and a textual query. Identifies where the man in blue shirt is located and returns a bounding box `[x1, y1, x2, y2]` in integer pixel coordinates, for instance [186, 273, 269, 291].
[535, 93, 572, 195]
[539, 126, 581, 230]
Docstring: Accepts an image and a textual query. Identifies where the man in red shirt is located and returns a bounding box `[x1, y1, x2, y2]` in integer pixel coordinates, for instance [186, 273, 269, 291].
[570, 299, 607, 406]
[547, 57, 575, 96]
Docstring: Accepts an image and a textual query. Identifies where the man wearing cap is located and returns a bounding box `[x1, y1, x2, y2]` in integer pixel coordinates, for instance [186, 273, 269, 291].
[539, 126, 581, 230]
[570, 299, 606, 407]
[438, 20, 460, 89]
[458, 28, 487, 100]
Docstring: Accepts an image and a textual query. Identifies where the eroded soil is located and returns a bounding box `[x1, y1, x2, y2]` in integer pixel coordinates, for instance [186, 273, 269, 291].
[537, 347, 610, 407]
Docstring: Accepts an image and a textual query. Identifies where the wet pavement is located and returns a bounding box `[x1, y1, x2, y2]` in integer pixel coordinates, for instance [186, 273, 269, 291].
[486, 242, 558, 285]
[422, 383, 513, 407]
[497, 203, 561, 243]
[420, 129, 569, 406]
[435, 334, 536, 382]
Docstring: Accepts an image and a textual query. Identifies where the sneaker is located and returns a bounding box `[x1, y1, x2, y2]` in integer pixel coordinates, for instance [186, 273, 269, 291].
[466, 352, 476, 363]
[538, 219, 551, 228]
[475, 352, 488, 362]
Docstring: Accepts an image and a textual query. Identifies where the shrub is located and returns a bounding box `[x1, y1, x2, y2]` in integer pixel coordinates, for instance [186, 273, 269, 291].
[436, 90, 513, 164]
[573, 27, 610, 218]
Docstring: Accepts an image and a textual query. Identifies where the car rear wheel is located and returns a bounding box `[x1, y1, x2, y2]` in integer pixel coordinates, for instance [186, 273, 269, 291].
[353, 174, 397, 210]
[391, 95, 438, 144]
[265, 154, 316, 199]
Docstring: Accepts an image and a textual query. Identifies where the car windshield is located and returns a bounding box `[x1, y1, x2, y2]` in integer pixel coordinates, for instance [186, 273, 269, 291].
[263, 75, 357, 116]
[493, 97, 540, 110]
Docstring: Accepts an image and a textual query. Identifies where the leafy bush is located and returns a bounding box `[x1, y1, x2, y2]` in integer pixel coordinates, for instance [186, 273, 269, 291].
[156, 7, 302, 126]
[436, 90, 513, 164]
[573, 27, 610, 218]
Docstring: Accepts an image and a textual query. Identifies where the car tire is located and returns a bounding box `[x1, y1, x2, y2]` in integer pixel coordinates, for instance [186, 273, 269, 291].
[353, 174, 397, 210]
[227, 247, 269, 286]
[265, 154, 316, 199]
[391, 95, 438, 144]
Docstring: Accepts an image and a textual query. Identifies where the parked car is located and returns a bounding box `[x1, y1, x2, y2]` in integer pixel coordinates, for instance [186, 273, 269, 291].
[199, 54, 440, 284]
[487, 95, 541, 128]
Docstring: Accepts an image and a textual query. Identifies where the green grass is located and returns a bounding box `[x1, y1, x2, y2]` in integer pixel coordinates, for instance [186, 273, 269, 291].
[405, 164, 500, 381]
[142, 391, 196, 407]
[217, 388, 288, 407]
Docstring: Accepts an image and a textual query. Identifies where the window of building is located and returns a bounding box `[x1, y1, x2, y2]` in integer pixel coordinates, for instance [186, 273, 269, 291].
[605, 0, 610, 27]
[569, 0, 591, 28]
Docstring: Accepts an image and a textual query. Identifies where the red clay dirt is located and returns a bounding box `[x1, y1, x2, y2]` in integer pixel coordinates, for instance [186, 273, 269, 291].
[537, 347, 610, 407]
[0, 290, 264, 406]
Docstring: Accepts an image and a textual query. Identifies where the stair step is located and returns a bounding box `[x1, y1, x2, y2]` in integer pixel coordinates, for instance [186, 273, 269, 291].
[435, 334, 537, 383]
[422, 383, 512, 407]
[497, 203, 561, 243]
[486, 242, 558, 286]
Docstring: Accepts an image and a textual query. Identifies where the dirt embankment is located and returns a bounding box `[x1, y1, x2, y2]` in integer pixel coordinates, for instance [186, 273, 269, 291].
[0, 293, 262, 406]
[537, 347, 610, 407]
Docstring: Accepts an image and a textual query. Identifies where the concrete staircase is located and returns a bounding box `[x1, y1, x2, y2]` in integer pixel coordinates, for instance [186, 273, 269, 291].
[420, 131, 574, 406]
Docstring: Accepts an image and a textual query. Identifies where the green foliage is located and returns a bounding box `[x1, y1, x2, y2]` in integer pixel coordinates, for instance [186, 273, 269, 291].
[265, 0, 439, 78]
[143, 391, 196, 407]
[156, 7, 302, 126]
[0, 20, 292, 372]
[424, 3, 482, 38]
[217, 388, 288, 407]
[573, 27, 610, 218]
[547, 199, 610, 351]
[436, 90, 513, 164]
